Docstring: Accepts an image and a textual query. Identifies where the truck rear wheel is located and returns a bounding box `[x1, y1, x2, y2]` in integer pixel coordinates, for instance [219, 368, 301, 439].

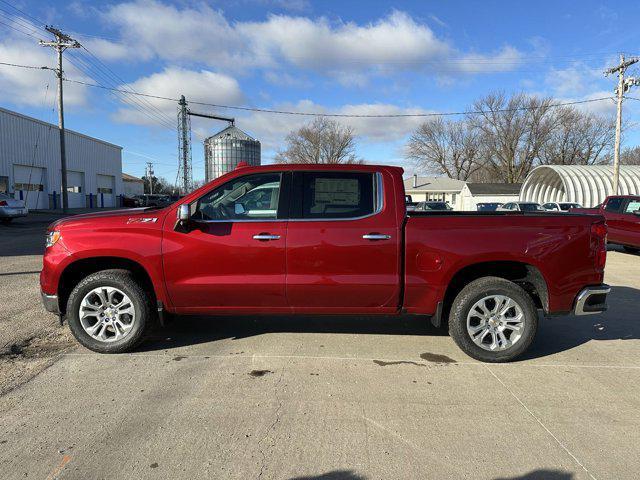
[448, 277, 538, 363]
[66, 269, 153, 353]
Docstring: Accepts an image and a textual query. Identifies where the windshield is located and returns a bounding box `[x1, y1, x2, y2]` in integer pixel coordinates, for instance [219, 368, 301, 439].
[560, 203, 581, 210]
[423, 202, 449, 210]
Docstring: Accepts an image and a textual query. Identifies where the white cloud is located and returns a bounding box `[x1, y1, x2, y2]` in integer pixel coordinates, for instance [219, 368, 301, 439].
[237, 100, 430, 150]
[0, 20, 90, 107]
[92, 1, 522, 81]
[113, 67, 244, 126]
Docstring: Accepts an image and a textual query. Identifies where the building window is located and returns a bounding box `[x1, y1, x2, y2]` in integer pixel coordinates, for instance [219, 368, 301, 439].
[97, 187, 113, 194]
[0, 176, 8, 193]
[451, 193, 457, 204]
[67, 186, 82, 193]
[15, 182, 44, 191]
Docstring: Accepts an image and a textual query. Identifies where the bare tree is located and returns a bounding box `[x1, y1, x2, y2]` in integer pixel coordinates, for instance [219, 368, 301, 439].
[275, 117, 362, 164]
[620, 145, 640, 165]
[537, 107, 614, 166]
[405, 118, 483, 180]
[467, 92, 558, 183]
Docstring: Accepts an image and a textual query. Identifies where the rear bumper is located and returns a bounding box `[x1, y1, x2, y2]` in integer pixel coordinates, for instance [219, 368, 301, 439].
[573, 284, 610, 315]
[0, 207, 28, 218]
[41, 291, 60, 315]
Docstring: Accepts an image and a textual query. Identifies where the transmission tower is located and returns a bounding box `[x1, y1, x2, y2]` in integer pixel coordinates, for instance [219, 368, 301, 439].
[176, 95, 235, 193]
[177, 95, 193, 194]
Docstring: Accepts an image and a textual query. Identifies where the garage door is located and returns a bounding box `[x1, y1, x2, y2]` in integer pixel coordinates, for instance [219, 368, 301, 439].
[66, 171, 85, 209]
[13, 164, 48, 210]
[97, 174, 115, 208]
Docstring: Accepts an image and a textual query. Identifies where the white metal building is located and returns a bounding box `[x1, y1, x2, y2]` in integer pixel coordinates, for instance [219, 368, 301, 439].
[404, 175, 466, 210]
[520, 165, 640, 208]
[460, 183, 522, 210]
[0, 107, 123, 210]
[122, 173, 144, 197]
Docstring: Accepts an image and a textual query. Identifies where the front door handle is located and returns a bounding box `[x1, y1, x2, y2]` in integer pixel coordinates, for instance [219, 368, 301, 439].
[362, 233, 391, 241]
[253, 233, 281, 241]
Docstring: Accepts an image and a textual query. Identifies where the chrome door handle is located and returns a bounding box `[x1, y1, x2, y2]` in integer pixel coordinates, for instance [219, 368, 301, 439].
[362, 233, 391, 241]
[253, 233, 281, 241]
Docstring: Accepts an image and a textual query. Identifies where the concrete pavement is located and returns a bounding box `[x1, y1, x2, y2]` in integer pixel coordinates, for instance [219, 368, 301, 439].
[0, 216, 639, 479]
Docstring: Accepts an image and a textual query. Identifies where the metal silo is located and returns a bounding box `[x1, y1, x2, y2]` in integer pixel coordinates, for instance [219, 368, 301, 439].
[204, 126, 261, 182]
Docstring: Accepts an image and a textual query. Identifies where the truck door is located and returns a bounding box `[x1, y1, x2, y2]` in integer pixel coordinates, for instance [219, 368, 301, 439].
[285, 170, 401, 312]
[162, 172, 290, 311]
[618, 199, 640, 247]
[602, 197, 626, 244]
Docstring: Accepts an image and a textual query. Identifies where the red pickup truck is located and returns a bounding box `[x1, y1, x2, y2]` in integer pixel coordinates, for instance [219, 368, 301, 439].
[572, 195, 640, 253]
[41, 164, 610, 362]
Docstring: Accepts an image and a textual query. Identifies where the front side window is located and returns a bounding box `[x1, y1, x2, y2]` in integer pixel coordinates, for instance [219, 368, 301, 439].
[299, 172, 375, 219]
[193, 172, 281, 221]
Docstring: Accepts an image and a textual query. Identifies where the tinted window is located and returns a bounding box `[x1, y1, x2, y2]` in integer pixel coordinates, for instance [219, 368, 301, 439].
[300, 172, 374, 219]
[605, 198, 624, 212]
[624, 200, 640, 214]
[520, 203, 542, 212]
[194, 172, 281, 221]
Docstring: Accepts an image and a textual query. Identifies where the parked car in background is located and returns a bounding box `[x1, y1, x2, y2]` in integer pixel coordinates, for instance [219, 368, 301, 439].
[405, 194, 418, 212]
[542, 202, 582, 212]
[41, 164, 610, 363]
[476, 202, 503, 212]
[498, 202, 544, 212]
[135, 194, 174, 208]
[122, 196, 141, 208]
[416, 201, 453, 211]
[0, 193, 28, 224]
[571, 195, 640, 253]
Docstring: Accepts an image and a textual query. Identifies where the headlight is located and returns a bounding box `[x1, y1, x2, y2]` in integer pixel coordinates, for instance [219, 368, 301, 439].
[46, 230, 61, 248]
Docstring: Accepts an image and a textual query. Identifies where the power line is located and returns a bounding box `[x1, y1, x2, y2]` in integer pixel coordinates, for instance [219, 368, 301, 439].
[0, 61, 50, 70]
[61, 77, 618, 117]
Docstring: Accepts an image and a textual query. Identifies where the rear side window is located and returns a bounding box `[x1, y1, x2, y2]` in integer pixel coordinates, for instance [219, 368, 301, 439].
[605, 198, 624, 212]
[298, 172, 375, 219]
[625, 200, 640, 214]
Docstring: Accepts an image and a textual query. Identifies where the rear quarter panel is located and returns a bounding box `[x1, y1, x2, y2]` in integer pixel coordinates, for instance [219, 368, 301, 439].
[404, 214, 605, 314]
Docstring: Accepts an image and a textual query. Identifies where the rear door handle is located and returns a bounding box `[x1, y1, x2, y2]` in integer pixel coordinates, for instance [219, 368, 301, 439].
[362, 233, 391, 241]
[253, 233, 281, 241]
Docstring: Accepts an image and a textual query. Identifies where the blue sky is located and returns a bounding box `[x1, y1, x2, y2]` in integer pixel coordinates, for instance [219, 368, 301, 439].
[1, 0, 640, 182]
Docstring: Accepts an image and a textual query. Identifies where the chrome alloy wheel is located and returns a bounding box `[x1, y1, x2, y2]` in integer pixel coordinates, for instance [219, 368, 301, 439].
[79, 287, 136, 342]
[466, 295, 525, 351]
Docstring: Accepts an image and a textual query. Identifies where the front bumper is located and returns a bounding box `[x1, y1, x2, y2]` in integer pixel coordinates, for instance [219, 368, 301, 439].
[574, 284, 610, 315]
[41, 291, 60, 315]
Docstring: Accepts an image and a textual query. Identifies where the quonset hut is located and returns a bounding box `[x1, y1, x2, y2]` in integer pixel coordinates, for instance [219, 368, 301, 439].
[204, 126, 261, 182]
[520, 165, 640, 207]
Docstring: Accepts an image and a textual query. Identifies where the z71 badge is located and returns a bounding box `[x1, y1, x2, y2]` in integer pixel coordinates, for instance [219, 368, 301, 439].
[127, 217, 158, 224]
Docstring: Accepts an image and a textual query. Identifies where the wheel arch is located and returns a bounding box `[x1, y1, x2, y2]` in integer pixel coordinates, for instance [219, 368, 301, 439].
[58, 257, 157, 316]
[436, 261, 548, 327]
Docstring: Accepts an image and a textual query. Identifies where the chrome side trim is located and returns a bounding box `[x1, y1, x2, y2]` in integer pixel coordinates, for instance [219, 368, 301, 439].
[574, 285, 610, 316]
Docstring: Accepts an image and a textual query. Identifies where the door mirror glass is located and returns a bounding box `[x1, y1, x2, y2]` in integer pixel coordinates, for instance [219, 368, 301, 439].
[234, 203, 245, 215]
[177, 204, 190, 222]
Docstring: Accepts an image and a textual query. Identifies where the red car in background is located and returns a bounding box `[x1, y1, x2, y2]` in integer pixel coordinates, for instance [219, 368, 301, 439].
[572, 195, 640, 253]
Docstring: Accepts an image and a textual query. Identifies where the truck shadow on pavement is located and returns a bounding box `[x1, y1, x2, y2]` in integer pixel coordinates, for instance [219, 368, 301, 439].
[284, 469, 572, 480]
[140, 285, 640, 361]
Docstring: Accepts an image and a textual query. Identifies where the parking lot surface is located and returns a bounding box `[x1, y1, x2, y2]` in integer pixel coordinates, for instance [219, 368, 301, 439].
[1, 215, 639, 479]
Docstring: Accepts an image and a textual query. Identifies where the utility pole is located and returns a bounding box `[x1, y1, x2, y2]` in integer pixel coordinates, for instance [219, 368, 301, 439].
[145, 162, 154, 194]
[605, 54, 640, 195]
[40, 27, 80, 214]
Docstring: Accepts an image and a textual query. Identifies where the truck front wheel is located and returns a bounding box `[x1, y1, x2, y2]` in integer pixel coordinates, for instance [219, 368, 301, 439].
[448, 277, 538, 363]
[66, 269, 153, 353]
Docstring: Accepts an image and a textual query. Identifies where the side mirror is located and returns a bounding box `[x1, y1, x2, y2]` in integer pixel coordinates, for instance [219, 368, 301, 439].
[234, 203, 245, 215]
[177, 204, 190, 222]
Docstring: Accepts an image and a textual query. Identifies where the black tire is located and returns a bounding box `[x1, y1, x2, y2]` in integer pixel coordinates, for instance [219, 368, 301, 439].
[623, 245, 640, 254]
[1, 218, 12, 225]
[66, 269, 153, 353]
[448, 276, 538, 363]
